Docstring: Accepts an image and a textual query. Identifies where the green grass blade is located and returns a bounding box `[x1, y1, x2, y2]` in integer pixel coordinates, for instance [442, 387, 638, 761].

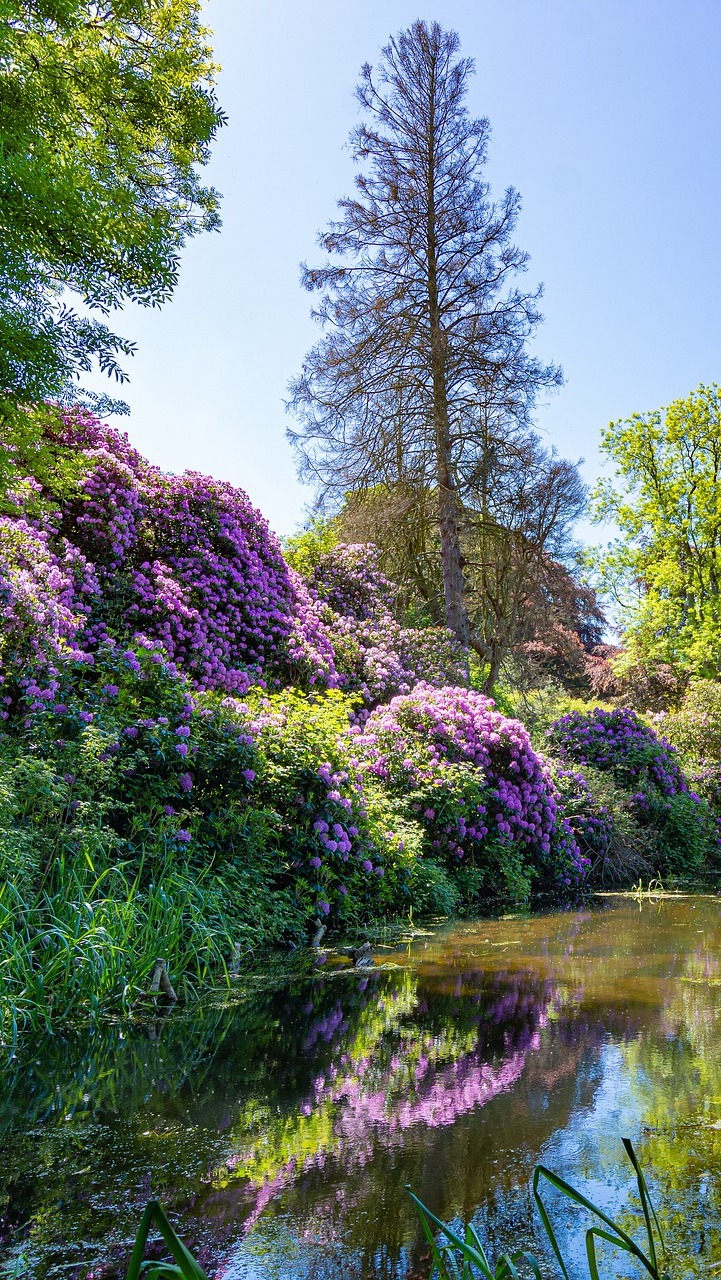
[125, 1201, 207, 1280]
[409, 1182, 494, 1274]
[510, 1250, 543, 1280]
[533, 1163, 653, 1272]
[465, 1223, 491, 1271]
[406, 1189, 492, 1277]
[586, 1225, 650, 1280]
[622, 1137, 665, 1271]
[126, 1202, 157, 1280]
[494, 1252, 520, 1280]
[531, 1167, 571, 1280]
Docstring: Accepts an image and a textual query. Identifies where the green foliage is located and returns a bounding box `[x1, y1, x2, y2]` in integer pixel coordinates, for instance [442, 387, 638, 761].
[0, 403, 93, 518]
[0, 660, 425, 1040]
[662, 680, 721, 812]
[406, 765, 534, 902]
[549, 763, 654, 887]
[242, 686, 412, 924]
[0, 0, 224, 406]
[547, 706, 720, 882]
[408, 1187, 541, 1280]
[663, 680, 721, 763]
[282, 516, 340, 578]
[645, 791, 719, 878]
[126, 1199, 208, 1280]
[407, 859, 461, 917]
[591, 384, 721, 677]
[533, 1139, 668, 1280]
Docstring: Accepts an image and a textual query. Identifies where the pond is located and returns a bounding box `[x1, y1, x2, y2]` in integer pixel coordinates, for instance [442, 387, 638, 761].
[2, 896, 721, 1280]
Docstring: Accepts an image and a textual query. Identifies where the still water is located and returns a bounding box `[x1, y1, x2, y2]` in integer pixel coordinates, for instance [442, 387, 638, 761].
[2, 896, 721, 1279]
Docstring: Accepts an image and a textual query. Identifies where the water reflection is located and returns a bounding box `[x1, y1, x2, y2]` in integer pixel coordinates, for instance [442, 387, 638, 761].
[1, 898, 721, 1279]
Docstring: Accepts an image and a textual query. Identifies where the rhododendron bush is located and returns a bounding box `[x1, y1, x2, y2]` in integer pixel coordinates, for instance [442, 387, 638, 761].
[296, 542, 467, 705]
[548, 707, 720, 875]
[354, 684, 589, 897]
[547, 706, 687, 796]
[0, 411, 463, 708]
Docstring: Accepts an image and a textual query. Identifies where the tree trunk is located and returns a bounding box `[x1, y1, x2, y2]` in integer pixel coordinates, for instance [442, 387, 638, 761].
[482, 646, 502, 695]
[425, 63, 468, 648]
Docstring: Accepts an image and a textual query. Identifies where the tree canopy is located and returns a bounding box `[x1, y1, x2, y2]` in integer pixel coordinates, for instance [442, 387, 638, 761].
[592, 383, 721, 677]
[0, 0, 224, 408]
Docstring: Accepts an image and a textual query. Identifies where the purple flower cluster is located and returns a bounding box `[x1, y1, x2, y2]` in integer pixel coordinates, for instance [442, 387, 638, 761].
[306, 544, 467, 706]
[282, 569, 341, 689]
[2, 413, 465, 710]
[354, 683, 587, 883]
[547, 707, 687, 798]
[0, 515, 99, 712]
[244, 694, 392, 917]
[58, 413, 298, 692]
[551, 766, 615, 866]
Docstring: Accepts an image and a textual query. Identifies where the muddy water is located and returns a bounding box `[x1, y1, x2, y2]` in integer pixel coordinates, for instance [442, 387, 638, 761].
[2, 896, 721, 1279]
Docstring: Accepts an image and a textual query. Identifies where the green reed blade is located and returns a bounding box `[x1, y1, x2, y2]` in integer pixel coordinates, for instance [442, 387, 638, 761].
[465, 1222, 491, 1271]
[622, 1137, 665, 1270]
[125, 1201, 207, 1280]
[509, 1249, 543, 1280]
[533, 1162, 654, 1272]
[407, 1189, 491, 1276]
[494, 1251, 520, 1280]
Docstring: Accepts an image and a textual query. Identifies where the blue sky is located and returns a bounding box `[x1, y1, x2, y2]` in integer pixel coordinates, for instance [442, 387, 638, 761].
[89, 0, 721, 539]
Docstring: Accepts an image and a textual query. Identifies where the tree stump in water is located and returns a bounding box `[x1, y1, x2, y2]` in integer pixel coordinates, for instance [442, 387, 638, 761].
[311, 918, 327, 948]
[149, 958, 177, 1002]
[340, 941, 373, 968]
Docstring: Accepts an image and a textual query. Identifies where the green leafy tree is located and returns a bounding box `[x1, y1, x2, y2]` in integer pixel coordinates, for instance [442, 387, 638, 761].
[0, 0, 224, 411]
[592, 384, 721, 677]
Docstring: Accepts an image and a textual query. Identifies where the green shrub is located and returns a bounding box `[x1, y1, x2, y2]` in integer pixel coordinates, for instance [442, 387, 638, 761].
[549, 763, 655, 887]
[407, 859, 460, 917]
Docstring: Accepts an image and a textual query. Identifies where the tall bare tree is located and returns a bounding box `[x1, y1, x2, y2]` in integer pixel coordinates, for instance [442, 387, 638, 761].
[288, 19, 562, 646]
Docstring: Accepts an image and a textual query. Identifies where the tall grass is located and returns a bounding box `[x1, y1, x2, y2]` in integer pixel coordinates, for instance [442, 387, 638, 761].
[0, 851, 234, 1050]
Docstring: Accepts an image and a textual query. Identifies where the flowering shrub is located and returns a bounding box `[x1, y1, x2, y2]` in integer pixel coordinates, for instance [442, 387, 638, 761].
[308, 544, 467, 706]
[12, 638, 418, 922]
[241, 687, 413, 923]
[0, 516, 99, 703]
[55, 411, 299, 693]
[354, 683, 588, 896]
[309, 542, 394, 620]
[662, 682, 721, 813]
[279, 569, 340, 690]
[548, 707, 719, 876]
[549, 763, 655, 885]
[547, 707, 687, 796]
[10, 635, 262, 857]
[1, 414, 466, 709]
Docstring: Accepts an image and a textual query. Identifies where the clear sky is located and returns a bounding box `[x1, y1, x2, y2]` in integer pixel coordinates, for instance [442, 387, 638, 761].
[88, 0, 721, 539]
